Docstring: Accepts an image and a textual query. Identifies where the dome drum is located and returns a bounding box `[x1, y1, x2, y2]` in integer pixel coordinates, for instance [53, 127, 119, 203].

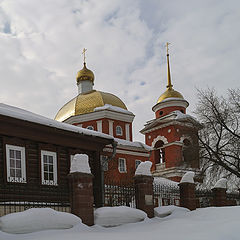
[152, 97, 189, 115]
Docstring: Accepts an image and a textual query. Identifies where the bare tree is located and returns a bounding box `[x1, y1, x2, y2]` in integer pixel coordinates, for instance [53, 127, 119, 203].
[195, 88, 240, 186]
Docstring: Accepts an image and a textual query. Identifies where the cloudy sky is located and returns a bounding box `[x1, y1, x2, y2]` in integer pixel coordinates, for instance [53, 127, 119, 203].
[0, 0, 239, 141]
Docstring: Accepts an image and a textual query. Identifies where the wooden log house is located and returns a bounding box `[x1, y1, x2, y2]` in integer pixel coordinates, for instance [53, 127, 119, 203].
[0, 103, 115, 215]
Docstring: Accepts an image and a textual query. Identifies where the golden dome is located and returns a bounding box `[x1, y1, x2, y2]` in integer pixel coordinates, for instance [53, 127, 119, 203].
[76, 63, 94, 84]
[157, 87, 184, 103]
[55, 90, 127, 122]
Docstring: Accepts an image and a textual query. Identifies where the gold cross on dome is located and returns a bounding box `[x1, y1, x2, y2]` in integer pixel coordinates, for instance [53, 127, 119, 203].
[82, 48, 87, 63]
[166, 42, 170, 55]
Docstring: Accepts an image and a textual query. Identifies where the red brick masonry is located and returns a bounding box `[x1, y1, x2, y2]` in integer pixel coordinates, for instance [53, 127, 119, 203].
[134, 175, 154, 218]
[68, 172, 94, 226]
[179, 182, 196, 211]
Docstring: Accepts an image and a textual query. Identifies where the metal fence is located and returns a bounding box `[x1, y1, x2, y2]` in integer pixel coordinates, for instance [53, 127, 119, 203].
[227, 192, 240, 206]
[0, 180, 70, 216]
[104, 181, 136, 207]
[195, 188, 214, 207]
[153, 183, 180, 207]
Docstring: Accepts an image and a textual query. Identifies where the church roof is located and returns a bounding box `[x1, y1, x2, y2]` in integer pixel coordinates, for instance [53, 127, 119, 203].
[140, 110, 202, 134]
[55, 90, 127, 122]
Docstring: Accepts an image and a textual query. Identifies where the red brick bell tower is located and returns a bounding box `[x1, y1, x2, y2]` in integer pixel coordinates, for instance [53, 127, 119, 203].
[140, 43, 203, 182]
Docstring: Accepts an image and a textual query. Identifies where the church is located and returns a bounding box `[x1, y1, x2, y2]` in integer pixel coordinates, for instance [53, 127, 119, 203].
[54, 45, 203, 183]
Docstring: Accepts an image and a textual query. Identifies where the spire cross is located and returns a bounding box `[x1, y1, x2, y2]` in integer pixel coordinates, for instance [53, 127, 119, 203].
[82, 48, 87, 64]
[166, 42, 170, 55]
[165, 42, 173, 89]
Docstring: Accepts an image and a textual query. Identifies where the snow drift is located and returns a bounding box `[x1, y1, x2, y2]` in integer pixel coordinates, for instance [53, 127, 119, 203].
[154, 205, 190, 218]
[94, 206, 147, 227]
[0, 208, 82, 234]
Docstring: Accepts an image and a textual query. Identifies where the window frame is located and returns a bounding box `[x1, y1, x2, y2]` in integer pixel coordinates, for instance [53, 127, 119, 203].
[6, 144, 26, 183]
[116, 126, 123, 136]
[41, 150, 58, 186]
[118, 158, 127, 173]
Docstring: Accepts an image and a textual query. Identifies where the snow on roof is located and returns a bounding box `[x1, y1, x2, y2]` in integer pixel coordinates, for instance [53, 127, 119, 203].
[0, 103, 114, 140]
[154, 177, 179, 186]
[114, 138, 152, 151]
[94, 104, 133, 115]
[173, 110, 198, 122]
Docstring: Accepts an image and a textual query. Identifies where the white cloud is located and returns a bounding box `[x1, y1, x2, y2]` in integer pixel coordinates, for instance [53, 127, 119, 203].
[0, 0, 239, 141]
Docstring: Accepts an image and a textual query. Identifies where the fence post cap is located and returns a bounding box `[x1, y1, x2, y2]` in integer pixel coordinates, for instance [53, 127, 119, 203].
[135, 161, 152, 177]
[212, 178, 227, 189]
[179, 171, 195, 184]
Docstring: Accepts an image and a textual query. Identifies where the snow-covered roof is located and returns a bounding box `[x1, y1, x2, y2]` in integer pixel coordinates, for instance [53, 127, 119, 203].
[154, 177, 179, 186]
[141, 110, 202, 133]
[114, 138, 152, 151]
[94, 104, 134, 115]
[0, 103, 114, 140]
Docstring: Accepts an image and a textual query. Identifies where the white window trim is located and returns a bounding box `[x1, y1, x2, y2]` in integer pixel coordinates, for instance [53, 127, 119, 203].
[118, 158, 127, 173]
[125, 123, 130, 141]
[6, 144, 26, 183]
[116, 126, 123, 136]
[97, 120, 102, 132]
[135, 160, 141, 169]
[41, 150, 58, 186]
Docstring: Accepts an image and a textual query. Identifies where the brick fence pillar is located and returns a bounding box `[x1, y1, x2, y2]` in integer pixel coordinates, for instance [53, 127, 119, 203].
[68, 172, 94, 226]
[212, 178, 227, 207]
[134, 175, 154, 218]
[212, 187, 227, 207]
[179, 182, 196, 211]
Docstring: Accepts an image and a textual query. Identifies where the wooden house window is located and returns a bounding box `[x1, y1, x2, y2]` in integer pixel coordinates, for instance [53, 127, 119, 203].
[6, 144, 26, 183]
[116, 126, 123, 136]
[118, 158, 126, 173]
[41, 150, 57, 186]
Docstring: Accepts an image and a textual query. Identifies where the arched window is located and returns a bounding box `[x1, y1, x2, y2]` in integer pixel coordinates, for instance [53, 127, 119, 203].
[87, 126, 94, 130]
[154, 140, 165, 164]
[116, 126, 123, 136]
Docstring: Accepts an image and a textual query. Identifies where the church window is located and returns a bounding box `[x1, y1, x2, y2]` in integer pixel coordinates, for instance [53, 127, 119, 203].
[87, 126, 94, 130]
[118, 158, 126, 173]
[154, 140, 165, 164]
[41, 150, 57, 185]
[159, 149, 165, 164]
[135, 160, 141, 169]
[6, 144, 26, 183]
[116, 126, 123, 136]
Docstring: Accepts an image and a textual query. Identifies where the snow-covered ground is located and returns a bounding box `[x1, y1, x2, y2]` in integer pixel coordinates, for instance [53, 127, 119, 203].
[0, 206, 239, 240]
